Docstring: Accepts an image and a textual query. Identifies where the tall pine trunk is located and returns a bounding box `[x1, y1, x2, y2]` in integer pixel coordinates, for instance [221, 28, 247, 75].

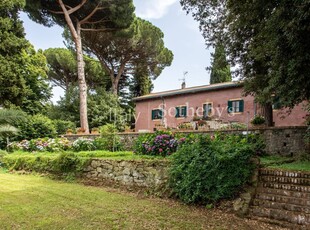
[76, 25, 89, 133]
[59, 0, 89, 133]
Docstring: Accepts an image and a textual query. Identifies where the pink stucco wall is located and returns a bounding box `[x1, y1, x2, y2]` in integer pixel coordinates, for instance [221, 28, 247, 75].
[134, 87, 307, 132]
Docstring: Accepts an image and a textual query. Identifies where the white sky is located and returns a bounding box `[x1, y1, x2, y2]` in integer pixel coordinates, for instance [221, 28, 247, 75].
[21, 0, 212, 103]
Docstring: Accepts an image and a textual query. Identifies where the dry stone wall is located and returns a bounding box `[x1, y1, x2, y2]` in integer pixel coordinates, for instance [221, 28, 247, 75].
[82, 159, 169, 191]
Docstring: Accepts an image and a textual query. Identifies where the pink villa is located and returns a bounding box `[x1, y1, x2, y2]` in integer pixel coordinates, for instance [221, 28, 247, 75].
[133, 82, 307, 132]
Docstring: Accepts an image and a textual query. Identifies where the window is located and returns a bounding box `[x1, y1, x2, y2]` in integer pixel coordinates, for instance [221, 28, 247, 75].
[175, 106, 187, 118]
[203, 103, 212, 118]
[228, 99, 244, 113]
[152, 109, 163, 120]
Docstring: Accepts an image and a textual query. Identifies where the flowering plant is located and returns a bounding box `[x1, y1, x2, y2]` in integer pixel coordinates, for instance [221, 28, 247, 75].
[72, 138, 96, 152]
[134, 131, 186, 156]
[8, 137, 72, 152]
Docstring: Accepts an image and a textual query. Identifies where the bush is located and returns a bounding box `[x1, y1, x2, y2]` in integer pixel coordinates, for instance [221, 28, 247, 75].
[96, 124, 123, 151]
[72, 138, 96, 152]
[8, 137, 72, 152]
[16, 114, 57, 140]
[169, 134, 256, 204]
[0, 150, 7, 167]
[133, 131, 185, 156]
[53, 120, 76, 135]
[251, 116, 266, 125]
[2, 152, 88, 176]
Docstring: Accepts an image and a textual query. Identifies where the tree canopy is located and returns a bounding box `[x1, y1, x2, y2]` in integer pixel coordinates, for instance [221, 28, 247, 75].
[181, 0, 310, 110]
[0, 0, 51, 114]
[82, 17, 173, 95]
[44, 48, 109, 91]
[25, 0, 135, 132]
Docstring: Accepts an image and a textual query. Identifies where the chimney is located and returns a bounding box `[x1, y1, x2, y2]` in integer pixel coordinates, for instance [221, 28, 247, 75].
[181, 81, 186, 89]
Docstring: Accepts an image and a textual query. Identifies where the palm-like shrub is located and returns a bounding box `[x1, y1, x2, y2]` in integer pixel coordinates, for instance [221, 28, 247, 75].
[0, 109, 26, 144]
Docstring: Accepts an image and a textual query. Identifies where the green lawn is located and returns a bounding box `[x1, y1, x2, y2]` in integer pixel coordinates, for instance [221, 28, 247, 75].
[7, 150, 166, 160]
[0, 173, 277, 230]
[260, 155, 310, 172]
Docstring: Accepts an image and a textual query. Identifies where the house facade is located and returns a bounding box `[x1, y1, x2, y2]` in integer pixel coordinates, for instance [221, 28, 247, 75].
[133, 82, 307, 132]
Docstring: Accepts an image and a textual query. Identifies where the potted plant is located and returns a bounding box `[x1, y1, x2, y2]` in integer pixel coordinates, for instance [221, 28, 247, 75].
[178, 122, 193, 131]
[66, 128, 73, 135]
[91, 127, 99, 134]
[76, 127, 86, 135]
[155, 123, 165, 131]
[197, 120, 208, 131]
[251, 115, 266, 127]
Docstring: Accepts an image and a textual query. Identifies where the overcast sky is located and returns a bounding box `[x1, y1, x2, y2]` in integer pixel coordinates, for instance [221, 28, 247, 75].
[21, 0, 212, 102]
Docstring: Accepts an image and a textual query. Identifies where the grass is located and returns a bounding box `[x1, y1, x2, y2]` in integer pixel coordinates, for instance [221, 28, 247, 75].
[8, 150, 166, 160]
[0, 172, 277, 230]
[268, 161, 310, 171]
[260, 155, 310, 172]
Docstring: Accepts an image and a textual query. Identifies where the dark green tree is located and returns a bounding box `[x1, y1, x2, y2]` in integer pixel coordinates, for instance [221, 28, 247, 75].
[82, 17, 173, 95]
[0, 0, 51, 114]
[47, 86, 126, 129]
[208, 42, 231, 84]
[44, 48, 109, 91]
[180, 0, 310, 126]
[25, 0, 135, 132]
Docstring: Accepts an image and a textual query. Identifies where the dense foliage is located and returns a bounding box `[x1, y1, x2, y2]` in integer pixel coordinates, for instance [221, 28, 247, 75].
[0, 0, 51, 114]
[8, 137, 71, 152]
[82, 17, 173, 95]
[16, 114, 57, 140]
[2, 151, 88, 176]
[208, 42, 231, 84]
[169, 134, 257, 204]
[133, 131, 186, 157]
[181, 0, 310, 112]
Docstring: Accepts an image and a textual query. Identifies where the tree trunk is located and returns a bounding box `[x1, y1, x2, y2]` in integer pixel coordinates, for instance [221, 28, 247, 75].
[76, 25, 89, 133]
[112, 78, 119, 95]
[263, 103, 273, 127]
[58, 0, 89, 133]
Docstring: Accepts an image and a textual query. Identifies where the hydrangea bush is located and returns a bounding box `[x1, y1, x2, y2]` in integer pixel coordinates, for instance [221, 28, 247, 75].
[8, 137, 72, 152]
[133, 131, 186, 156]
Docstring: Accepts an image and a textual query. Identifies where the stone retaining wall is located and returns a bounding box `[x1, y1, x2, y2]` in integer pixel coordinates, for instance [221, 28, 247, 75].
[82, 159, 169, 191]
[66, 126, 309, 156]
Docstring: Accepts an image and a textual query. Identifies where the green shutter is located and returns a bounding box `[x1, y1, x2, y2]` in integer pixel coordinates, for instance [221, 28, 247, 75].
[159, 109, 163, 118]
[175, 107, 180, 117]
[227, 100, 233, 113]
[239, 100, 244, 112]
[183, 106, 187, 117]
[151, 110, 155, 120]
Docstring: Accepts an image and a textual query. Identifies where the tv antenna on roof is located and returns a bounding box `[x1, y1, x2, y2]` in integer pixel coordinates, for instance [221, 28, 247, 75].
[179, 71, 188, 89]
[179, 71, 188, 83]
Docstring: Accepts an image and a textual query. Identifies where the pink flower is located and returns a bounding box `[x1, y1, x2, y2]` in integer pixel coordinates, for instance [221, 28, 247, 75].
[159, 148, 163, 152]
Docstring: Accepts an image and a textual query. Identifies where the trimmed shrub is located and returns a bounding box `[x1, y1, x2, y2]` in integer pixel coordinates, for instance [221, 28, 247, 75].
[169, 134, 256, 204]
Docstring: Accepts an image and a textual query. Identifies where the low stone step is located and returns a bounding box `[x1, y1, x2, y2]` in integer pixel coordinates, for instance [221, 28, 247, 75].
[253, 198, 310, 214]
[260, 175, 310, 186]
[250, 206, 310, 225]
[255, 193, 310, 207]
[249, 216, 300, 230]
[260, 182, 310, 193]
[260, 169, 310, 179]
[256, 186, 310, 199]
